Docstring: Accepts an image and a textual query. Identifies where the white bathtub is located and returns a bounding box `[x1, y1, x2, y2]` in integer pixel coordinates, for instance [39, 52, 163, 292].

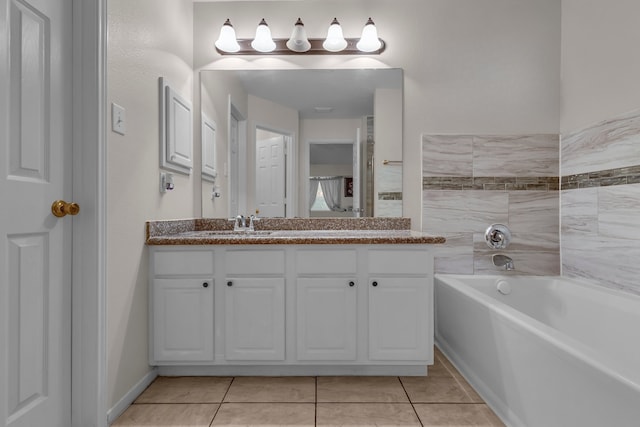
[435, 274, 640, 427]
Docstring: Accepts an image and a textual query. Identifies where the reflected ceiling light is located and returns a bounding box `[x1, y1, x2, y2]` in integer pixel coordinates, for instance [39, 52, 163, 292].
[356, 18, 382, 53]
[286, 18, 311, 52]
[251, 18, 276, 53]
[322, 18, 348, 52]
[214, 19, 241, 53]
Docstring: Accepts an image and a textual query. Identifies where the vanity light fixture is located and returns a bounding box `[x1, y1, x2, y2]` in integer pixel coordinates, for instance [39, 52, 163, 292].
[214, 19, 241, 53]
[251, 18, 276, 53]
[356, 17, 382, 52]
[322, 17, 348, 52]
[286, 18, 311, 52]
[214, 17, 386, 55]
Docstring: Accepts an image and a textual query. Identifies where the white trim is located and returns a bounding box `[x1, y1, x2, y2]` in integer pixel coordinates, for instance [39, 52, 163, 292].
[71, 0, 107, 426]
[106, 368, 159, 425]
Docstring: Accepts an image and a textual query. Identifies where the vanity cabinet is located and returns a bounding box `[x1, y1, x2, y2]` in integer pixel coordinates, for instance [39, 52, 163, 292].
[152, 278, 214, 362]
[296, 277, 357, 361]
[223, 249, 286, 361]
[149, 244, 434, 374]
[295, 249, 358, 361]
[150, 250, 214, 363]
[224, 277, 285, 360]
[367, 249, 433, 361]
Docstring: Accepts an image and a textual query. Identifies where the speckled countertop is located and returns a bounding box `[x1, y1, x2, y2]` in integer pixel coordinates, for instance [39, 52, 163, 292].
[146, 218, 446, 245]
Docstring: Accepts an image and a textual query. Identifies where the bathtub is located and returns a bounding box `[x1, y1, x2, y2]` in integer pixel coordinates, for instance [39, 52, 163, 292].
[435, 274, 640, 427]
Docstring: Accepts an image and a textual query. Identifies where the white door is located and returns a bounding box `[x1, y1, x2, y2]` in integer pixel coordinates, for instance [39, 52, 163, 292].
[224, 278, 285, 361]
[0, 0, 73, 426]
[352, 128, 361, 217]
[296, 278, 357, 361]
[256, 135, 285, 217]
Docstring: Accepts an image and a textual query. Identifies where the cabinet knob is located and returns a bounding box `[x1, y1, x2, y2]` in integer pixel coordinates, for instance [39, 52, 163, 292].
[202, 282, 209, 288]
[227, 281, 233, 287]
[372, 281, 378, 287]
[349, 281, 355, 287]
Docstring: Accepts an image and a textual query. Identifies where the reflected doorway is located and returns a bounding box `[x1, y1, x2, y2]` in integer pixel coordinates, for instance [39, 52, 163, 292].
[255, 127, 293, 217]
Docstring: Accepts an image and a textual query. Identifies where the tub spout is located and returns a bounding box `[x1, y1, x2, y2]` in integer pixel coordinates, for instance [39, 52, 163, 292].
[493, 254, 514, 271]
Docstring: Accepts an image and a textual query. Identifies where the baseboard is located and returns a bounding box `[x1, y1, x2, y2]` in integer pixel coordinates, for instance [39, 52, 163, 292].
[106, 368, 158, 425]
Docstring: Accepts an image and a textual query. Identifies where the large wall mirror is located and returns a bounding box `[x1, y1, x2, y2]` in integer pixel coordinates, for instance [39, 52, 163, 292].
[200, 68, 403, 218]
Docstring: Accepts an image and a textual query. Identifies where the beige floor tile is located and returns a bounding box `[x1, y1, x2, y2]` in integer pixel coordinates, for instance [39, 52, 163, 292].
[111, 403, 218, 427]
[317, 403, 421, 426]
[224, 376, 315, 402]
[400, 375, 472, 403]
[211, 402, 315, 426]
[414, 403, 504, 426]
[135, 376, 232, 404]
[317, 376, 409, 403]
[428, 357, 457, 377]
[434, 352, 484, 403]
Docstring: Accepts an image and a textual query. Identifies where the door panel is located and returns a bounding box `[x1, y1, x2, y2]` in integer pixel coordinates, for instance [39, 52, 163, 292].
[256, 135, 285, 217]
[1, 0, 72, 425]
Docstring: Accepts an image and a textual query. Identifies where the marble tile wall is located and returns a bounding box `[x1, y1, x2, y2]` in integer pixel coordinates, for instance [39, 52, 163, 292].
[377, 164, 402, 217]
[422, 134, 560, 275]
[561, 109, 640, 295]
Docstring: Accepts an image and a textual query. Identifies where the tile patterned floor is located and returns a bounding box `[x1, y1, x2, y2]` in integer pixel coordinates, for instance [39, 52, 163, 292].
[112, 348, 504, 426]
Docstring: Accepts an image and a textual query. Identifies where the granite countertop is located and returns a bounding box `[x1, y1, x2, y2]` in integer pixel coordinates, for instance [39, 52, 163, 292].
[146, 218, 446, 246]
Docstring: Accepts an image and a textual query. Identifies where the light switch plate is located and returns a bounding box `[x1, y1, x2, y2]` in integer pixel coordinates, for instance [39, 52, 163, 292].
[112, 103, 126, 135]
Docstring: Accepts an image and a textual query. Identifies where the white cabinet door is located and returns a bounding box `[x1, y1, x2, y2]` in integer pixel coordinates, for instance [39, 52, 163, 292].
[296, 278, 357, 360]
[225, 278, 285, 360]
[369, 277, 430, 361]
[153, 278, 214, 362]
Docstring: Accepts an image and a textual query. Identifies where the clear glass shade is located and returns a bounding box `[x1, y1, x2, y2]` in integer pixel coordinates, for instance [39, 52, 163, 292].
[286, 18, 311, 52]
[322, 18, 347, 52]
[356, 18, 382, 52]
[251, 19, 276, 53]
[214, 19, 240, 53]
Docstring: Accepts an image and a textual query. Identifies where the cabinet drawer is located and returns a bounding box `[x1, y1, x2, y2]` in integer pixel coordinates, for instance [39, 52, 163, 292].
[225, 250, 285, 275]
[296, 249, 357, 274]
[368, 249, 431, 275]
[153, 250, 214, 276]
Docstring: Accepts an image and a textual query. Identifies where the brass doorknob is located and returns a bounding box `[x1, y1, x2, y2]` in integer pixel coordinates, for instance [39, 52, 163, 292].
[51, 200, 80, 217]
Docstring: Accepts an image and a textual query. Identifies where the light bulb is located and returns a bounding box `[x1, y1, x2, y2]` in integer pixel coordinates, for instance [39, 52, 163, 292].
[286, 18, 311, 52]
[214, 19, 240, 53]
[322, 18, 347, 52]
[356, 17, 382, 52]
[251, 18, 276, 53]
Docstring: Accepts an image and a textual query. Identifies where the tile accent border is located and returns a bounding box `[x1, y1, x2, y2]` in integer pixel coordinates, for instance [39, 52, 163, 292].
[378, 192, 403, 200]
[423, 176, 559, 191]
[561, 164, 640, 189]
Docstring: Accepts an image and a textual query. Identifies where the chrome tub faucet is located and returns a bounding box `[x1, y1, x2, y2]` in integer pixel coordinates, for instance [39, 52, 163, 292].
[493, 254, 514, 271]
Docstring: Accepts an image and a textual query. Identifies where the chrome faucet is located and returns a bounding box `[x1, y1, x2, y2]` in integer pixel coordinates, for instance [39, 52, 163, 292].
[492, 254, 514, 271]
[248, 214, 256, 232]
[234, 215, 246, 231]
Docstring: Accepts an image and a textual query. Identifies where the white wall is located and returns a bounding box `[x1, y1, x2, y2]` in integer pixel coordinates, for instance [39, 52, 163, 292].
[106, 0, 194, 410]
[194, 0, 561, 229]
[561, 0, 640, 133]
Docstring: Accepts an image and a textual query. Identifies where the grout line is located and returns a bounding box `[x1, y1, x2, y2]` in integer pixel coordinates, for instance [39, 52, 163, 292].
[397, 376, 424, 427]
[314, 376, 318, 426]
[209, 377, 235, 426]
